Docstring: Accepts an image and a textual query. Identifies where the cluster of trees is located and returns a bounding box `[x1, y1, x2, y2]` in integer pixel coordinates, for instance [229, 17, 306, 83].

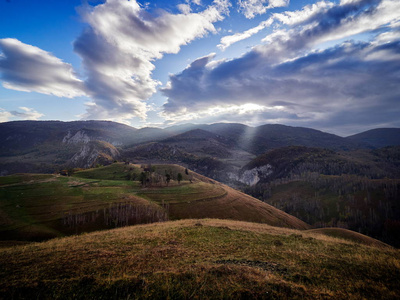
[104, 202, 168, 226]
[186, 157, 230, 181]
[132, 164, 190, 187]
[63, 202, 169, 229]
[59, 167, 84, 176]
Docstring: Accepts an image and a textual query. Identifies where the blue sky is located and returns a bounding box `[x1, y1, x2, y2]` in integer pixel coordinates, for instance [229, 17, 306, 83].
[0, 0, 399, 136]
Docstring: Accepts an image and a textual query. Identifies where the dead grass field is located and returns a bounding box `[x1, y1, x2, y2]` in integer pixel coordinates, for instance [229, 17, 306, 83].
[306, 227, 391, 248]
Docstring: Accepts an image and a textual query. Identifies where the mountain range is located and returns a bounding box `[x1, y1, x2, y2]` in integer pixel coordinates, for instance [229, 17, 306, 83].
[1, 120, 399, 177]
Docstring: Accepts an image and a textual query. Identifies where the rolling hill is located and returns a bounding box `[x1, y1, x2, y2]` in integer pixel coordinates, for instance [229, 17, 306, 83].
[238, 146, 400, 246]
[167, 123, 367, 154]
[161, 129, 235, 158]
[0, 163, 309, 244]
[197, 123, 366, 153]
[346, 128, 400, 148]
[0, 120, 135, 175]
[250, 124, 365, 152]
[0, 121, 176, 176]
[0, 219, 397, 299]
[305, 227, 390, 248]
[240, 145, 400, 184]
[122, 142, 193, 163]
[0, 120, 137, 153]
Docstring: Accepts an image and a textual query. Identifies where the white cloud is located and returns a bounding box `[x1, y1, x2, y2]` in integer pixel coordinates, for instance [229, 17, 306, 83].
[12, 106, 44, 120]
[0, 108, 12, 122]
[374, 29, 400, 44]
[0, 38, 85, 98]
[178, 4, 192, 14]
[272, 1, 333, 25]
[339, 0, 364, 5]
[160, 102, 284, 123]
[314, 0, 400, 46]
[219, 1, 333, 50]
[0, 106, 44, 122]
[220, 0, 397, 52]
[218, 18, 274, 50]
[74, 0, 230, 123]
[269, 0, 289, 6]
[0, 0, 232, 125]
[255, 0, 400, 64]
[191, 0, 202, 5]
[238, 0, 289, 19]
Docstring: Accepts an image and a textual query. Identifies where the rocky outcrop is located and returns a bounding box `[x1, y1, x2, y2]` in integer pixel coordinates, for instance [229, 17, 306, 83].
[62, 130, 91, 144]
[238, 165, 273, 186]
[68, 141, 120, 168]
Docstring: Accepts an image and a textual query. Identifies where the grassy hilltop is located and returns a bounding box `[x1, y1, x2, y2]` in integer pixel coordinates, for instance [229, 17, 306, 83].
[0, 219, 399, 299]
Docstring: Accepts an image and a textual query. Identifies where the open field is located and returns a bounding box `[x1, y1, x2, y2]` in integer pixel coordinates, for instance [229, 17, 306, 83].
[0, 219, 398, 299]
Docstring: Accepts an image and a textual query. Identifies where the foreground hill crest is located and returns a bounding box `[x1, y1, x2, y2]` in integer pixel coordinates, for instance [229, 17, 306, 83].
[0, 219, 397, 299]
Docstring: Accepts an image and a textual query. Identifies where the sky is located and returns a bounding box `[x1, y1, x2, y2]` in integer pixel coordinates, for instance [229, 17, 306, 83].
[0, 0, 399, 136]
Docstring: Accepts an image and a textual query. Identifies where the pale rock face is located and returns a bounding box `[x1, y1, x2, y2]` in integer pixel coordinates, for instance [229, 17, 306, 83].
[70, 143, 98, 168]
[239, 165, 273, 186]
[227, 172, 239, 181]
[62, 130, 91, 144]
[69, 142, 120, 168]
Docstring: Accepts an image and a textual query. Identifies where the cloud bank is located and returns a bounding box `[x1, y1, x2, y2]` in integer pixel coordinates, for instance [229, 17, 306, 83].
[162, 0, 400, 132]
[0, 0, 399, 133]
[238, 0, 289, 19]
[0, 107, 44, 122]
[0, 0, 231, 123]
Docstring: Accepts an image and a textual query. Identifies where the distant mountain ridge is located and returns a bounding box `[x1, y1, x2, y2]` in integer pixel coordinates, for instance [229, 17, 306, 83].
[161, 129, 236, 158]
[1, 120, 399, 176]
[0, 120, 136, 153]
[346, 128, 400, 148]
[166, 123, 368, 154]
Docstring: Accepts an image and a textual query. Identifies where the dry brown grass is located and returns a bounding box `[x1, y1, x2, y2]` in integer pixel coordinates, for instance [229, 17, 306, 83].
[167, 180, 311, 230]
[306, 227, 391, 248]
[0, 219, 398, 299]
